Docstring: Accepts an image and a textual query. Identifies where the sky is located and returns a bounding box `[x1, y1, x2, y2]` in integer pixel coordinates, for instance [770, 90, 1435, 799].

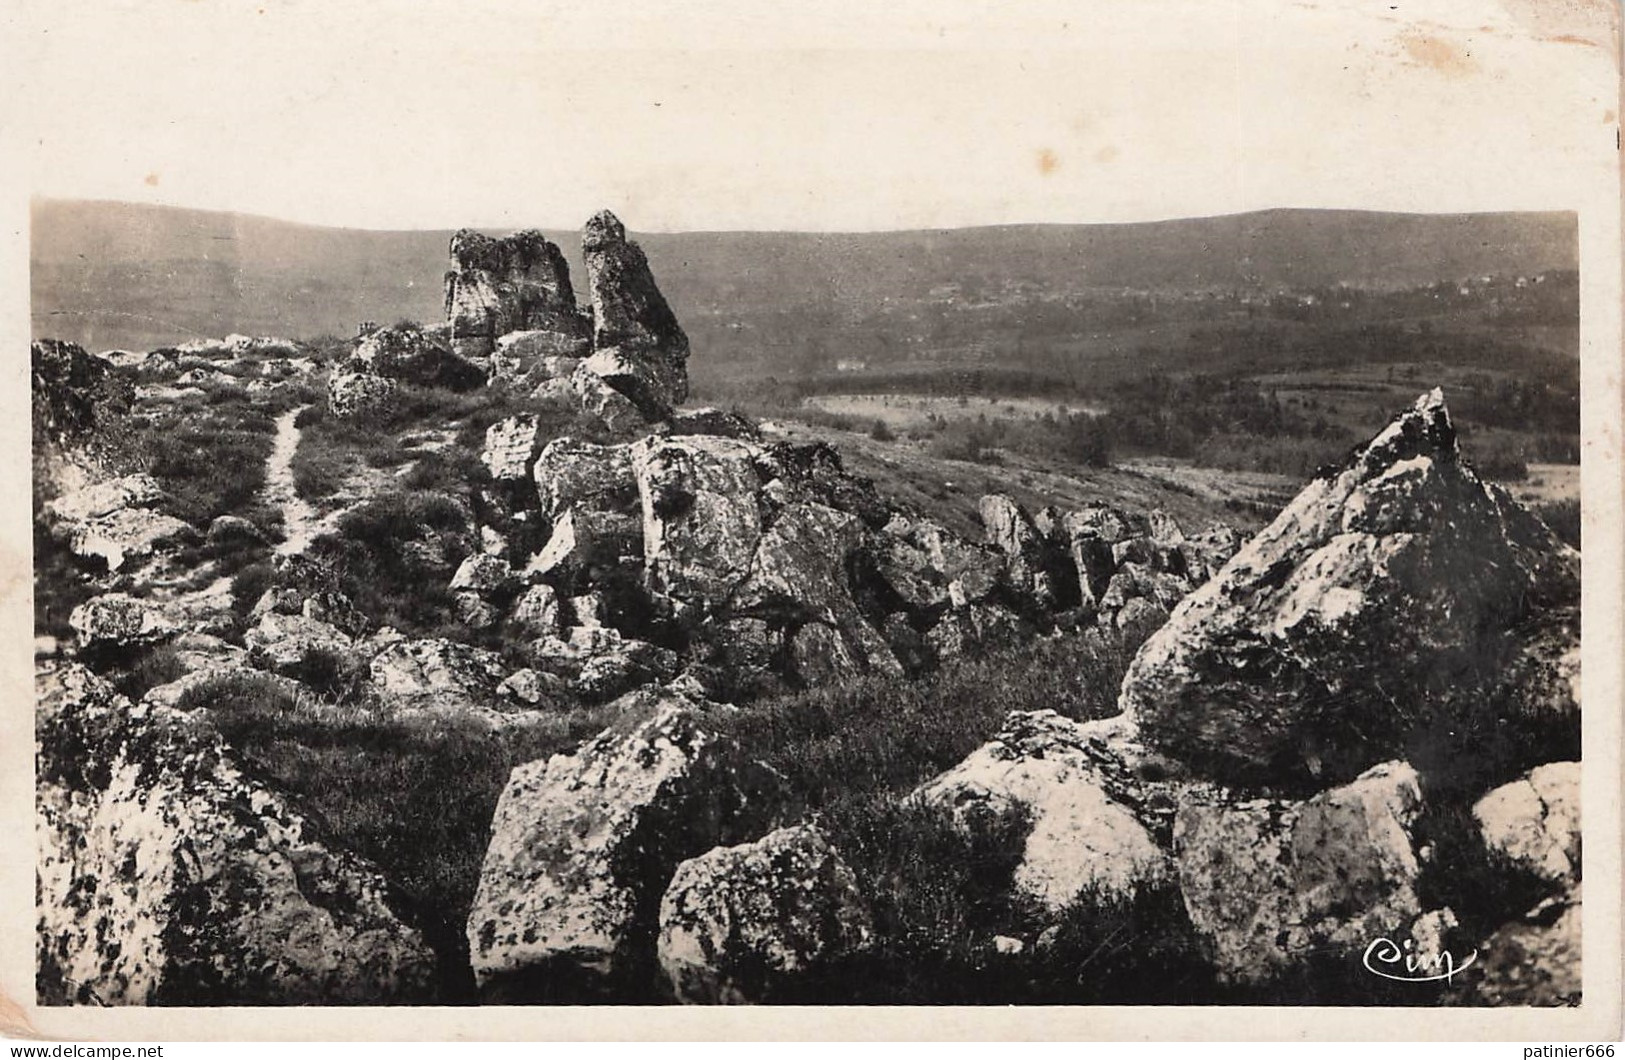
[3, 0, 1619, 232]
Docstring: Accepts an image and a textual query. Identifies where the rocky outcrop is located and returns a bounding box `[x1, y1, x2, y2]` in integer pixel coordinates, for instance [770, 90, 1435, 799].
[657, 825, 873, 1003]
[482, 415, 548, 482]
[569, 363, 645, 430]
[527, 626, 679, 702]
[1119, 390, 1580, 789]
[663, 407, 762, 441]
[489, 334, 588, 395]
[444, 229, 589, 359]
[1473, 762, 1580, 885]
[32, 339, 135, 453]
[466, 700, 786, 999]
[533, 437, 640, 520]
[325, 324, 480, 420]
[33, 339, 138, 500]
[579, 211, 689, 420]
[508, 584, 563, 637]
[978, 493, 1238, 631]
[981, 494, 1070, 611]
[1173, 761, 1427, 983]
[917, 711, 1181, 910]
[36, 665, 436, 1005]
[475, 425, 1200, 693]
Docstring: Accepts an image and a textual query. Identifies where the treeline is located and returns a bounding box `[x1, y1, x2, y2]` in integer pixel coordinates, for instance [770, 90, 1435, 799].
[697, 366, 1094, 408]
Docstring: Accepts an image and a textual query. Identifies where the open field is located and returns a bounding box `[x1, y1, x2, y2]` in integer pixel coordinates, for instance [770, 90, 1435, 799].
[802, 393, 1107, 432]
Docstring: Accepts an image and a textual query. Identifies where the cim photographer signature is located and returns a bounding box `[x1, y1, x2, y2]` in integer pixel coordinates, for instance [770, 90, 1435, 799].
[1362, 934, 1479, 983]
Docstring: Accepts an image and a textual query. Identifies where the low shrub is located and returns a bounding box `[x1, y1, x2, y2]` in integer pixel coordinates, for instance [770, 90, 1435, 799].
[138, 417, 276, 527]
[718, 627, 1136, 810]
[229, 560, 275, 613]
[309, 491, 474, 634]
[790, 795, 1030, 1004]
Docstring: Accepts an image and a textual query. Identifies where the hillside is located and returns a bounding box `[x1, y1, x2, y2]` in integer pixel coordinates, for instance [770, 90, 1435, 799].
[33, 200, 1576, 384]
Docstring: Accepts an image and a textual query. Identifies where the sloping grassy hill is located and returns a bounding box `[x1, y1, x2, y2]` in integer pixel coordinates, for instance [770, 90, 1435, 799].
[34, 199, 1575, 370]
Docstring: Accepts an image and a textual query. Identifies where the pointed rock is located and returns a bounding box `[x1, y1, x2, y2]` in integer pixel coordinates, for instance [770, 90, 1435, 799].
[580, 210, 689, 419]
[1118, 390, 1580, 788]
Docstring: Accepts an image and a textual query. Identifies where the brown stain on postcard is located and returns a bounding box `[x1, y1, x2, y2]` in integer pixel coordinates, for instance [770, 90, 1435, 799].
[1400, 32, 1478, 76]
[1036, 148, 1060, 176]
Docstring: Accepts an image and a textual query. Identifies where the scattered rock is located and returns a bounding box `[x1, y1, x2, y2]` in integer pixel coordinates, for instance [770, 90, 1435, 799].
[449, 553, 517, 599]
[918, 710, 1177, 910]
[466, 699, 785, 999]
[509, 583, 564, 637]
[1173, 760, 1426, 983]
[1453, 889, 1581, 1006]
[1473, 761, 1581, 884]
[43, 474, 164, 526]
[923, 604, 1028, 661]
[244, 612, 354, 676]
[141, 666, 302, 711]
[205, 514, 267, 548]
[61, 506, 192, 573]
[349, 323, 483, 390]
[327, 370, 399, 420]
[993, 935, 1025, 956]
[496, 668, 558, 705]
[68, 593, 178, 652]
[530, 626, 680, 702]
[454, 592, 502, 629]
[367, 637, 508, 712]
[657, 825, 873, 1003]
